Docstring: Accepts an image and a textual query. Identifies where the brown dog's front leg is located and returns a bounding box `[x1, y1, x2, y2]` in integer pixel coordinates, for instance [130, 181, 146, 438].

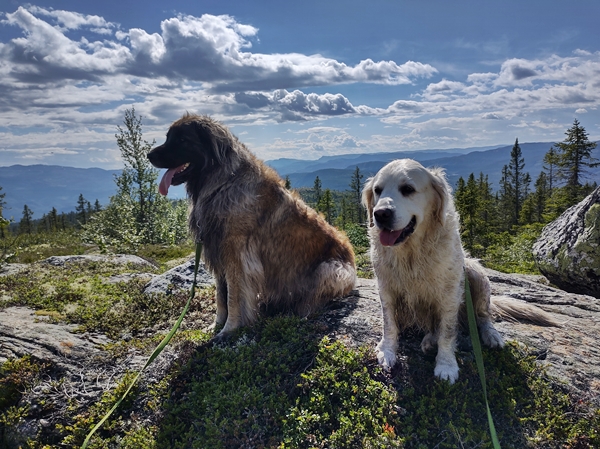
[214, 275, 228, 327]
[214, 272, 244, 340]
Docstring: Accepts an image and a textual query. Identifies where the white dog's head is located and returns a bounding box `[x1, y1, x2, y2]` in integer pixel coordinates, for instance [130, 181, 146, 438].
[362, 159, 450, 247]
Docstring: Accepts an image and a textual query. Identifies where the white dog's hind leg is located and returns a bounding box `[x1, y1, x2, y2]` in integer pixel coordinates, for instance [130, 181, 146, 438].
[420, 332, 437, 352]
[479, 320, 504, 348]
[376, 284, 400, 370]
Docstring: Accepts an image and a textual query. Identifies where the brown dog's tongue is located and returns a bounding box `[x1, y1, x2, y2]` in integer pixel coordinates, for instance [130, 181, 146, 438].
[159, 168, 178, 196]
[380, 229, 402, 246]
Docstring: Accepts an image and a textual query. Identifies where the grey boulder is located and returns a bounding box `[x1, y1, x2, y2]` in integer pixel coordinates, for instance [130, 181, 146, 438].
[533, 187, 600, 298]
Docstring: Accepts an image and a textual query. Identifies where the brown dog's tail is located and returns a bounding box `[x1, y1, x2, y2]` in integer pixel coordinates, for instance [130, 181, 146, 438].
[491, 296, 561, 327]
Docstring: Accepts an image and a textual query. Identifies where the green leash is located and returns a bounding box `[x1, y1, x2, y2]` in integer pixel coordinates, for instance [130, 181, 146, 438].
[464, 270, 502, 449]
[81, 242, 203, 448]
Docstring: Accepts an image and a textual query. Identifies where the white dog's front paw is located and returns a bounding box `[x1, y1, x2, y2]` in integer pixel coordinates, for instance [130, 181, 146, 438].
[376, 341, 397, 371]
[434, 359, 459, 384]
[479, 322, 505, 348]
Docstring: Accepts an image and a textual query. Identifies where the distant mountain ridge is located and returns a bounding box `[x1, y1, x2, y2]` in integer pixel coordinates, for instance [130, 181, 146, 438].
[1, 142, 598, 218]
[0, 165, 121, 219]
[271, 142, 600, 192]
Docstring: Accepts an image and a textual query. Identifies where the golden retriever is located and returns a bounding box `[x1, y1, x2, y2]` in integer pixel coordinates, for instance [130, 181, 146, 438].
[362, 159, 557, 383]
[147, 113, 356, 339]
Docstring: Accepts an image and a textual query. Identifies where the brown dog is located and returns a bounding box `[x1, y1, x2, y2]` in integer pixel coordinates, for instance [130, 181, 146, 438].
[148, 113, 356, 338]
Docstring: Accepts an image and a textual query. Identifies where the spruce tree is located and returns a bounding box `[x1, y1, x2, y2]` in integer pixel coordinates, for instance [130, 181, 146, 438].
[348, 166, 364, 224]
[554, 119, 598, 202]
[505, 138, 530, 228]
[76, 194, 88, 225]
[498, 164, 514, 231]
[19, 205, 33, 235]
[476, 172, 496, 249]
[48, 207, 58, 232]
[313, 176, 323, 208]
[0, 186, 7, 239]
[462, 173, 479, 252]
[317, 189, 336, 224]
[542, 146, 559, 192]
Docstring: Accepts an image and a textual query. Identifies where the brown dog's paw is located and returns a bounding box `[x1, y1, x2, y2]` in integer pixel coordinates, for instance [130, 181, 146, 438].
[210, 330, 232, 345]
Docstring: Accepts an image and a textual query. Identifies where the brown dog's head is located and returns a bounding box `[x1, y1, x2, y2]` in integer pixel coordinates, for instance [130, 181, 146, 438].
[147, 113, 240, 196]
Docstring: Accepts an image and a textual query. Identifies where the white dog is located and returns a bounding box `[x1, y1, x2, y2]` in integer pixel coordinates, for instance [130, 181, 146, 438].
[362, 159, 556, 383]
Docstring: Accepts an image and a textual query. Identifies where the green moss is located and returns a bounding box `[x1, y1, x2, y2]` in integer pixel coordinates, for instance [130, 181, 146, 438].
[134, 242, 195, 267]
[281, 338, 402, 449]
[0, 356, 51, 448]
[158, 316, 321, 449]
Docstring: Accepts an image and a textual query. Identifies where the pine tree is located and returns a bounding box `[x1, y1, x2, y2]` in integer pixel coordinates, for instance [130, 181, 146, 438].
[284, 175, 291, 190]
[19, 205, 33, 235]
[93, 199, 102, 213]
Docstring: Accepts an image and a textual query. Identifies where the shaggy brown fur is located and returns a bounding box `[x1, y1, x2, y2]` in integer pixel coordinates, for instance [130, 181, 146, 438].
[148, 114, 356, 338]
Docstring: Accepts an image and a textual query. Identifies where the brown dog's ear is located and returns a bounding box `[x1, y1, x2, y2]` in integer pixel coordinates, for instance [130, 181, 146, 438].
[428, 167, 450, 225]
[361, 176, 375, 227]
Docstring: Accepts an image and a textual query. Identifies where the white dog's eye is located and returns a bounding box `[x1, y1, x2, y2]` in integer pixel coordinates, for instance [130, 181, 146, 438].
[374, 186, 382, 195]
[400, 185, 415, 196]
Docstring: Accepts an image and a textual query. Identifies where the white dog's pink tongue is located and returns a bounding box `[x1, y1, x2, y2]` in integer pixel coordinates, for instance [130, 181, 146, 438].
[158, 168, 178, 196]
[380, 229, 403, 246]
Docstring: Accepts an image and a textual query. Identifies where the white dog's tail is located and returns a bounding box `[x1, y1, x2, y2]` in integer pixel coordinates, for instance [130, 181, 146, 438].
[491, 296, 561, 327]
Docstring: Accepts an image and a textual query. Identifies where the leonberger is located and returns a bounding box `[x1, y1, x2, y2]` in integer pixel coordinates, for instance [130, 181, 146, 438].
[362, 159, 558, 383]
[148, 113, 356, 339]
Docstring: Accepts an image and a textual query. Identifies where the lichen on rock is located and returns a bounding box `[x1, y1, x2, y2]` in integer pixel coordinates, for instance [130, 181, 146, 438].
[533, 187, 600, 298]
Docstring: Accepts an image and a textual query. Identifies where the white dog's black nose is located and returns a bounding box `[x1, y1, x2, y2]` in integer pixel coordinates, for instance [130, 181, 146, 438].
[374, 208, 394, 228]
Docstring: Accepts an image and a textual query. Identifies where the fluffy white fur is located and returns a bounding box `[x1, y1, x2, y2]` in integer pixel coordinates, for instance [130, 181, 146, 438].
[363, 159, 504, 383]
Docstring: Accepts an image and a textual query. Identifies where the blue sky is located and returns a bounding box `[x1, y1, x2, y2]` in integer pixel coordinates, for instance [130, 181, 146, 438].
[1, 0, 599, 169]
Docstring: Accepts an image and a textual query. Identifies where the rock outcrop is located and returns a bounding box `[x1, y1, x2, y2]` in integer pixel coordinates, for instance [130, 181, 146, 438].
[143, 259, 214, 295]
[1, 256, 599, 444]
[533, 187, 600, 298]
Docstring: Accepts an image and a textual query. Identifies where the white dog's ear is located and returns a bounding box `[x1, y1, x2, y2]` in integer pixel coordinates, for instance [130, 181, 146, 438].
[428, 167, 451, 225]
[361, 177, 375, 227]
